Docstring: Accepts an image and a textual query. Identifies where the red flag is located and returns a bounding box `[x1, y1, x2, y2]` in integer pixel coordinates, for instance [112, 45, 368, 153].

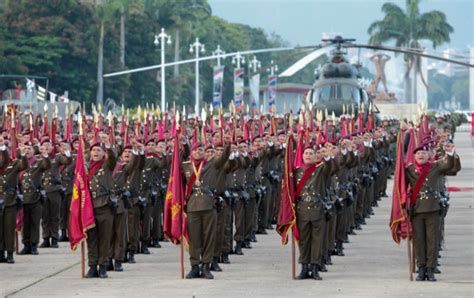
[276, 134, 299, 245]
[163, 131, 188, 244]
[68, 136, 96, 250]
[293, 131, 304, 168]
[389, 131, 410, 244]
[405, 128, 416, 165]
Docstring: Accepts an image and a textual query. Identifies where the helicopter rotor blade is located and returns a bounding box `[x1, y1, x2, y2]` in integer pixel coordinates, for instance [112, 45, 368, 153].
[279, 45, 333, 77]
[349, 44, 474, 68]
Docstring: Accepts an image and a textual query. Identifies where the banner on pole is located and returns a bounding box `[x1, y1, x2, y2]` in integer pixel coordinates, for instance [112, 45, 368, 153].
[249, 73, 260, 115]
[212, 66, 224, 110]
[37, 86, 46, 102]
[268, 75, 277, 112]
[234, 68, 244, 112]
[49, 92, 57, 103]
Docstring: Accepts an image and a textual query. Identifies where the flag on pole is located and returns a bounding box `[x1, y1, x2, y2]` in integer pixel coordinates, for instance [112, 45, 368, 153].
[389, 131, 410, 244]
[37, 86, 46, 101]
[49, 92, 57, 103]
[69, 136, 96, 250]
[212, 66, 224, 110]
[249, 73, 260, 115]
[26, 79, 35, 92]
[268, 75, 277, 113]
[163, 131, 187, 244]
[276, 134, 299, 245]
[233, 68, 244, 112]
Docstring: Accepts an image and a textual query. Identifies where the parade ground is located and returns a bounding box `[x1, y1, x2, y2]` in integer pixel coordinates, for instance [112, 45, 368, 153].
[1, 132, 473, 298]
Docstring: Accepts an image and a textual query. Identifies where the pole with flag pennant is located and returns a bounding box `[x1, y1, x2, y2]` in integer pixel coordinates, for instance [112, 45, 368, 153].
[68, 112, 96, 278]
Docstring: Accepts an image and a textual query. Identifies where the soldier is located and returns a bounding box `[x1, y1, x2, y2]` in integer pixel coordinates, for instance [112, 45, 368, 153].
[0, 137, 28, 263]
[59, 137, 79, 242]
[183, 141, 231, 279]
[406, 142, 460, 282]
[295, 144, 335, 280]
[86, 140, 116, 278]
[110, 140, 142, 269]
[150, 139, 169, 248]
[125, 141, 145, 262]
[140, 138, 162, 254]
[19, 141, 51, 255]
[39, 138, 71, 248]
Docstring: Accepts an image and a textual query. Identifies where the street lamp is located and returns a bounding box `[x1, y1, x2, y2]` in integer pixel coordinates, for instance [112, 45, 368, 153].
[212, 45, 226, 67]
[249, 55, 261, 72]
[232, 52, 245, 69]
[267, 60, 278, 113]
[190, 38, 205, 115]
[154, 28, 171, 112]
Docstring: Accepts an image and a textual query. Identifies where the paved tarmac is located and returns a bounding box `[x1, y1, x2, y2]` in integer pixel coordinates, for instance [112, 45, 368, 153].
[1, 132, 473, 297]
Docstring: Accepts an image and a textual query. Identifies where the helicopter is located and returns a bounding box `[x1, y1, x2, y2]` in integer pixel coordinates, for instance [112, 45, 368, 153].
[279, 35, 474, 119]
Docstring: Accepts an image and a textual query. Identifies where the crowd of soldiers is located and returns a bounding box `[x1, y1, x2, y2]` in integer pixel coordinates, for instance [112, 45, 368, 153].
[0, 106, 460, 282]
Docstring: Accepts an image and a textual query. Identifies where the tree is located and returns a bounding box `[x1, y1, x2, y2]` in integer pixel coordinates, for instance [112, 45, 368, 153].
[367, 0, 453, 102]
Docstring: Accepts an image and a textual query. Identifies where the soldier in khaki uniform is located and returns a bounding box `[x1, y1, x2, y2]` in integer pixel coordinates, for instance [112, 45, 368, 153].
[406, 142, 460, 282]
[0, 138, 28, 263]
[59, 137, 79, 242]
[295, 144, 335, 280]
[39, 138, 71, 248]
[86, 141, 116, 278]
[183, 141, 231, 279]
[19, 141, 51, 255]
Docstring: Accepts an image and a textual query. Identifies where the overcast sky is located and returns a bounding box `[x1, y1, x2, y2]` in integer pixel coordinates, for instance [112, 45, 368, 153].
[208, 0, 473, 51]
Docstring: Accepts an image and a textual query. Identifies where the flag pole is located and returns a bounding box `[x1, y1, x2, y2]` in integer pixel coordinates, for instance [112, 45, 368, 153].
[180, 235, 184, 279]
[81, 241, 85, 278]
[406, 212, 413, 281]
[291, 230, 296, 280]
[15, 231, 19, 254]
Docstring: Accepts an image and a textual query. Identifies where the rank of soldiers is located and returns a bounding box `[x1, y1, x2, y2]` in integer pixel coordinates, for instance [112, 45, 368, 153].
[0, 105, 460, 282]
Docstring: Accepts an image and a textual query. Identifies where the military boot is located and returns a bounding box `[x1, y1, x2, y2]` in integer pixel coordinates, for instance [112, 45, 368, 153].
[234, 242, 244, 255]
[186, 265, 201, 279]
[426, 268, 437, 282]
[336, 241, 345, 256]
[19, 244, 31, 255]
[30, 244, 39, 255]
[98, 264, 108, 278]
[40, 238, 50, 248]
[0, 250, 6, 263]
[59, 229, 69, 242]
[416, 266, 426, 281]
[128, 251, 136, 264]
[311, 264, 322, 280]
[6, 252, 15, 264]
[243, 239, 252, 249]
[114, 260, 123, 272]
[250, 232, 258, 242]
[200, 263, 214, 279]
[141, 241, 150, 254]
[51, 238, 59, 248]
[106, 258, 114, 271]
[433, 267, 441, 274]
[85, 265, 99, 278]
[296, 264, 310, 280]
[210, 257, 222, 272]
[221, 253, 231, 264]
[326, 255, 333, 265]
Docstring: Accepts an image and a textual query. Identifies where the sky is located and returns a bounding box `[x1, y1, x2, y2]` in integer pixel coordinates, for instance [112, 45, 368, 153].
[208, 0, 473, 51]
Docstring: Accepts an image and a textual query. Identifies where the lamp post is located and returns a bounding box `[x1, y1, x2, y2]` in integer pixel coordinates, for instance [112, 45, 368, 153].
[154, 28, 171, 111]
[212, 44, 226, 67]
[249, 55, 261, 73]
[267, 60, 278, 113]
[232, 52, 245, 69]
[190, 38, 205, 115]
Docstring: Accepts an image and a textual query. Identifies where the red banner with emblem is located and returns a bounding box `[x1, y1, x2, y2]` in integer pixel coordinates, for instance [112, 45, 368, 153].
[163, 132, 188, 245]
[68, 136, 95, 250]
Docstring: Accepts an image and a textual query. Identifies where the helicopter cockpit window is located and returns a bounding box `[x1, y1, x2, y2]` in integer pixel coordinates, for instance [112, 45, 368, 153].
[314, 85, 332, 102]
[337, 85, 360, 104]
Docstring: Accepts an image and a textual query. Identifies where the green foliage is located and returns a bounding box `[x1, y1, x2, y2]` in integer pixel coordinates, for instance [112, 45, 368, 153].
[0, 0, 317, 109]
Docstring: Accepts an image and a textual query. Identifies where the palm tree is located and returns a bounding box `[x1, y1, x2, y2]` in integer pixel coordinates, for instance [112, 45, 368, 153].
[367, 0, 453, 103]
